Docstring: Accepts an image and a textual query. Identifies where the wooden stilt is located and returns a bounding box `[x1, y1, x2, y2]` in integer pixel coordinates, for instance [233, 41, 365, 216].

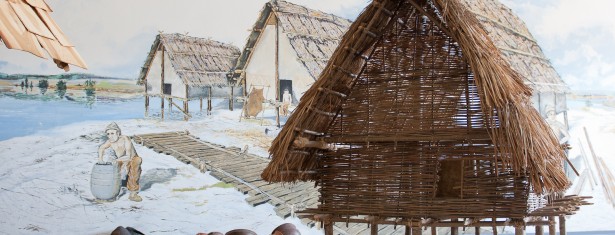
[183, 100, 188, 121]
[432, 226, 438, 235]
[145, 95, 149, 117]
[185, 85, 189, 121]
[160, 45, 165, 121]
[475, 226, 480, 235]
[169, 97, 172, 111]
[515, 225, 525, 235]
[200, 97, 203, 112]
[161, 96, 165, 120]
[405, 225, 411, 235]
[370, 223, 378, 235]
[323, 220, 333, 235]
[207, 86, 212, 115]
[451, 218, 458, 235]
[535, 224, 544, 235]
[559, 216, 566, 235]
[412, 226, 421, 235]
[548, 216, 556, 235]
[274, 14, 280, 128]
[229, 85, 234, 111]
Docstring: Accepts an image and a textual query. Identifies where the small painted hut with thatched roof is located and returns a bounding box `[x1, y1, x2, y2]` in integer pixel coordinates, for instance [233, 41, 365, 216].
[463, 0, 571, 144]
[0, 0, 87, 71]
[262, 0, 589, 234]
[138, 33, 240, 120]
[232, 0, 351, 106]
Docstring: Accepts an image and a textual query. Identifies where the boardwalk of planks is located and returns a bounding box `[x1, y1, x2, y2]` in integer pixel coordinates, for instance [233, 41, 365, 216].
[132, 131, 406, 235]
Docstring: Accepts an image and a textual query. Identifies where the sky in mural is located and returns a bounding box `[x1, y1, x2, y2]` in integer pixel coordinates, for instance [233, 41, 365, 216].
[1, 0, 613, 93]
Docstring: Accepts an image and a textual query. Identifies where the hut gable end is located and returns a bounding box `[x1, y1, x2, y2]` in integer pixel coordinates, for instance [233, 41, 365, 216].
[233, 0, 352, 83]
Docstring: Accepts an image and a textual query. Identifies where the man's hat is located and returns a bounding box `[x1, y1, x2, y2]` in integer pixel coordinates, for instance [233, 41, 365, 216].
[105, 122, 121, 135]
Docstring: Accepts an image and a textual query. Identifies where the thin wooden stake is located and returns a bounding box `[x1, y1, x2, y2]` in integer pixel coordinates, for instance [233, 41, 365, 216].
[535, 224, 544, 235]
[548, 216, 556, 235]
[559, 215, 566, 235]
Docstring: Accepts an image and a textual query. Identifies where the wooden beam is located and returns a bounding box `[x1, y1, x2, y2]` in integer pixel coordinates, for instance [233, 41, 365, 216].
[293, 137, 330, 150]
[274, 14, 280, 128]
[161, 46, 165, 120]
[170, 100, 192, 119]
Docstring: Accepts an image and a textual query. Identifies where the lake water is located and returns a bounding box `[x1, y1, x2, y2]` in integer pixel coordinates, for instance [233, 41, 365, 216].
[0, 95, 144, 140]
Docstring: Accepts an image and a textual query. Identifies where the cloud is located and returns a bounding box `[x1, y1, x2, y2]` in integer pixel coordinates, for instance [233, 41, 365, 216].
[502, 0, 615, 92]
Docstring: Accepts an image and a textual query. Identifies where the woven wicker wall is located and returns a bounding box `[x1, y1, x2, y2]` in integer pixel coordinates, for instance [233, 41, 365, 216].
[312, 1, 530, 220]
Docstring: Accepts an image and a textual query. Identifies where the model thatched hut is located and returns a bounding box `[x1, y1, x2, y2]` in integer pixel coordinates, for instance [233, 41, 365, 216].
[263, 0, 588, 234]
[0, 0, 87, 71]
[138, 33, 240, 120]
[232, 0, 351, 108]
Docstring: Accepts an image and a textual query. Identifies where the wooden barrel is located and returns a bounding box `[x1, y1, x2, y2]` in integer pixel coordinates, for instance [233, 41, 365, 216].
[90, 162, 121, 200]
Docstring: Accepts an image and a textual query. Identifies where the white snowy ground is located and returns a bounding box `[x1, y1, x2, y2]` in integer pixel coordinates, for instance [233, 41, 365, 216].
[0, 99, 614, 234]
[0, 108, 317, 234]
[564, 101, 615, 232]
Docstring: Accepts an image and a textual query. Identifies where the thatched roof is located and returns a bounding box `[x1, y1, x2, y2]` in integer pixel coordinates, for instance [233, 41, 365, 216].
[138, 33, 240, 87]
[233, 0, 352, 82]
[263, 0, 570, 195]
[460, 0, 568, 93]
[0, 0, 87, 71]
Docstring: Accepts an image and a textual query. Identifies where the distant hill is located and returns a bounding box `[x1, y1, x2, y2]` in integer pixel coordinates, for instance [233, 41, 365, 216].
[0, 73, 132, 81]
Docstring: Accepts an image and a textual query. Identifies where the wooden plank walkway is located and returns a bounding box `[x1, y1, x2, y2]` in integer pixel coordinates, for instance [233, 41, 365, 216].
[132, 131, 405, 235]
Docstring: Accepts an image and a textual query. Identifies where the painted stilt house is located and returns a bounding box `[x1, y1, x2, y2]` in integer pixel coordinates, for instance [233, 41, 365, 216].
[263, 0, 589, 235]
[232, 0, 351, 124]
[138, 33, 240, 120]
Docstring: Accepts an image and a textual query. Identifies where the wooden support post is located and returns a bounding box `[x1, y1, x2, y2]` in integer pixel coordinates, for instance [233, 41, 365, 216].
[200, 97, 203, 112]
[515, 225, 525, 235]
[451, 219, 458, 235]
[475, 227, 480, 235]
[412, 226, 421, 235]
[559, 216, 566, 235]
[370, 223, 378, 235]
[183, 100, 188, 121]
[548, 216, 556, 235]
[405, 225, 411, 235]
[229, 85, 234, 111]
[161, 96, 165, 119]
[169, 97, 172, 111]
[432, 226, 438, 235]
[144, 95, 149, 117]
[184, 85, 189, 121]
[274, 14, 280, 128]
[323, 220, 333, 235]
[207, 86, 212, 115]
[161, 45, 165, 120]
[535, 224, 544, 235]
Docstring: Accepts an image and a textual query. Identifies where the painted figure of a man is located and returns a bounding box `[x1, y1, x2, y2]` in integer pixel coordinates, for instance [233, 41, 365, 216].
[98, 122, 142, 202]
[281, 89, 292, 116]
